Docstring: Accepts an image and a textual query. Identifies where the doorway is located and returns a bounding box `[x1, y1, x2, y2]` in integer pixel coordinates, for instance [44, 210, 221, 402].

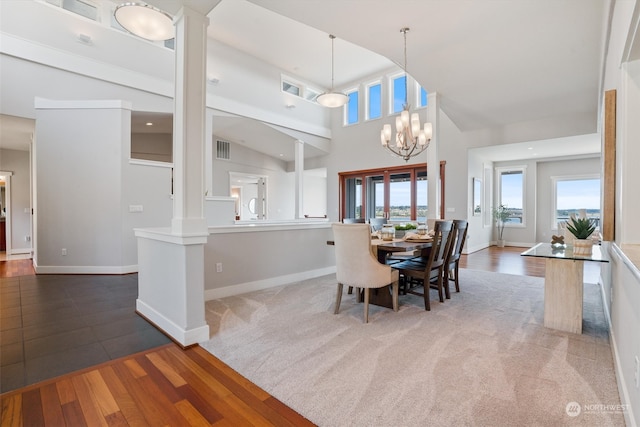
[229, 172, 267, 220]
[0, 171, 13, 258]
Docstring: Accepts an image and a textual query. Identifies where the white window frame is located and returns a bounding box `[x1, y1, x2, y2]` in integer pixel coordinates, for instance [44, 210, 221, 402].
[343, 87, 359, 126]
[495, 165, 527, 228]
[364, 79, 382, 121]
[550, 174, 600, 231]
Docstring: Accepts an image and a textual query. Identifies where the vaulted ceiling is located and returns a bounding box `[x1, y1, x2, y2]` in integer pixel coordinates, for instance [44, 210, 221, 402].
[1, 0, 609, 161]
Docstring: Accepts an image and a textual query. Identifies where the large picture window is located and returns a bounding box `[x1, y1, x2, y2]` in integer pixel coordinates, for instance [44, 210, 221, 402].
[552, 175, 600, 229]
[339, 163, 445, 222]
[496, 166, 525, 226]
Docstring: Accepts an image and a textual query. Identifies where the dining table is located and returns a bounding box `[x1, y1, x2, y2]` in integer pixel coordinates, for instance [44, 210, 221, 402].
[326, 235, 433, 308]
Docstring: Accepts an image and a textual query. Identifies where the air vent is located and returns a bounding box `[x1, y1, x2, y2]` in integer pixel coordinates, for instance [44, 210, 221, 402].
[216, 140, 230, 160]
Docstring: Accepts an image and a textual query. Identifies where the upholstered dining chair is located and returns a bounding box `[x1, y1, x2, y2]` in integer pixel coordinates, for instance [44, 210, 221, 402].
[342, 218, 366, 224]
[389, 220, 453, 310]
[446, 219, 469, 293]
[331, 223, 400, 322]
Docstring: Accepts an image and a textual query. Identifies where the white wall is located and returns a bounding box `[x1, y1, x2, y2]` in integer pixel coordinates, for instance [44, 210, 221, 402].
[34, 101, 127, 271]
[211, 140, 295, 220]
[303, 170, 327, 217]
[601, 1, 640, 425]
[0, 149, 31, 252]
[204, 225, 334, 298]
[131, 133, 172, 162]
[33, 100, 173, 273]
[466, 149, 493, 252]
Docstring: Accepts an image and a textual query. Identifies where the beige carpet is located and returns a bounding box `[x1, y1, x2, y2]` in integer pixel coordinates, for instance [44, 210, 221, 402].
[201, 269, 625, 427]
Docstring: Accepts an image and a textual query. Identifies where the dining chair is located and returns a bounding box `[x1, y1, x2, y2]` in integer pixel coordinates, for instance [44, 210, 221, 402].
[446, 219, 469, 293]
[331, 223, 400, 322]
[390, 220, 453, 310]
[342, 218, 366, 224]
[369, 217, 387, 231]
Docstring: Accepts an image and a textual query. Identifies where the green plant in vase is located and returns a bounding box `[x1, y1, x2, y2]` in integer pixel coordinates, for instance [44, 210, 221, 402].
[492, 204, 511, 247]
[566, 216, 596, 255]
[565, 216, 596, 239]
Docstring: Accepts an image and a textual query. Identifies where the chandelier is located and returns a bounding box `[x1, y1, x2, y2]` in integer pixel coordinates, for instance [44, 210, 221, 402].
[380, 28, 432, 161]
[317, 35, 349, 108]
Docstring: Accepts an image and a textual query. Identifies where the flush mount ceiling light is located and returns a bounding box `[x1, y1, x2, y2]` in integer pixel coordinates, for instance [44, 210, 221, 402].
[114, 2, 174, 41]
[317, 34, 348, 108]
[380, 28, 432, 161]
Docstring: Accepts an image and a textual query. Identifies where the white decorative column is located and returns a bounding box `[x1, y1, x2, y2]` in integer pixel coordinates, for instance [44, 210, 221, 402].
[426, 92, 440, 219]
[135, 5, 210, 347]
[294, 139, 304, 219]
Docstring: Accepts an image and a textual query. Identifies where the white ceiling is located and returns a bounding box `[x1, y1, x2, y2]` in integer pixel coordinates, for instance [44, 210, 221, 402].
[1, 0, 608, 162]
[241, 0, 607, 133]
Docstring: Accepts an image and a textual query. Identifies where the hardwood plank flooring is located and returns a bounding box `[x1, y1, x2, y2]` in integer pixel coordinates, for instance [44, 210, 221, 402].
[0, 260, 34, 278]
[460, 245, 545, 278]
[1, 344, 315, 427]
[0, 246, 567, 426]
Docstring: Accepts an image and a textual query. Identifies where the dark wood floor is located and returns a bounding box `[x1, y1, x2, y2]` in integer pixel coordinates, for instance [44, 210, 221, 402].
[0, 246, 547, 426]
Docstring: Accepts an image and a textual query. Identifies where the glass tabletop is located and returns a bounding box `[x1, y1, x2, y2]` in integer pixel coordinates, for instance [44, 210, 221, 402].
[521, 242, 609, 263]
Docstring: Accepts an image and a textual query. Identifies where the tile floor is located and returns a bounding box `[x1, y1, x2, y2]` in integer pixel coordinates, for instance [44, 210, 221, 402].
[0, 273, 171, 393]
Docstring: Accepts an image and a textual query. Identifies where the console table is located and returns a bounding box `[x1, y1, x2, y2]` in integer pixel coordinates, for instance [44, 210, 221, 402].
[521, 242, 609, 334]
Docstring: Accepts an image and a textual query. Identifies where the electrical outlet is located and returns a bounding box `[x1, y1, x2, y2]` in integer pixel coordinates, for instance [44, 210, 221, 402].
[61, 248, 67, 256]
[634, 356, 639, 390]
[216, 262, 222, 273]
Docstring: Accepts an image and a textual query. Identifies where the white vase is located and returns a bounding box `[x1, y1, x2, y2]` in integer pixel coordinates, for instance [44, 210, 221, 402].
[497, 239, 506, 248]
[573, 239, 593, 256]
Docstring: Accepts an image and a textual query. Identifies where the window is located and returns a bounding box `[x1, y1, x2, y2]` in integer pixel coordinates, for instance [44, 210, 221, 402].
[339, 163, 445, 222]
[552, 176, 600, 229]
[391, 74, 407, 114]
[417, 85, 428, 108]
[281, 75, 322, 103]
[496, 167, 525, 225]
[345, 89, 359, 125]
[366, 82, 382, 120]
[282, 81, 300, 96]
[62, 0, 98, 20]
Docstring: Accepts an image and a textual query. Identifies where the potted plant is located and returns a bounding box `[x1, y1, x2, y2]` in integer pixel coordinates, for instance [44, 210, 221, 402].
[492, 204, 511, 247]
[394, 223, 416, 238]
[565, 216, 596, 255]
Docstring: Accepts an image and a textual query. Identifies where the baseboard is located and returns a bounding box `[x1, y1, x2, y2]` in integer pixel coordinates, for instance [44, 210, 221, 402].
[608, 323, 638, 427]
[34, 264, 138, 274]
[9, 248, 32, 255]
[204, 266, 336, 300]
[464, 242, 490, 254]
[136, 299, 210, 347]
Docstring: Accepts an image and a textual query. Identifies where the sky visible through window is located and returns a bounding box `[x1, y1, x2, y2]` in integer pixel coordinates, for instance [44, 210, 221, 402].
[347, 91, 358, 124]
[393, 76, 406, 113]
[557, 179, 600, 210]
[501, 172, 523, 208]
[420, 87, 427, 107]
[368, 84, 381, 119]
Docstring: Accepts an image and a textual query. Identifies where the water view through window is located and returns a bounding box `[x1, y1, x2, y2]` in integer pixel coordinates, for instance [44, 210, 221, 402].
[556, 178, 600, 228]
